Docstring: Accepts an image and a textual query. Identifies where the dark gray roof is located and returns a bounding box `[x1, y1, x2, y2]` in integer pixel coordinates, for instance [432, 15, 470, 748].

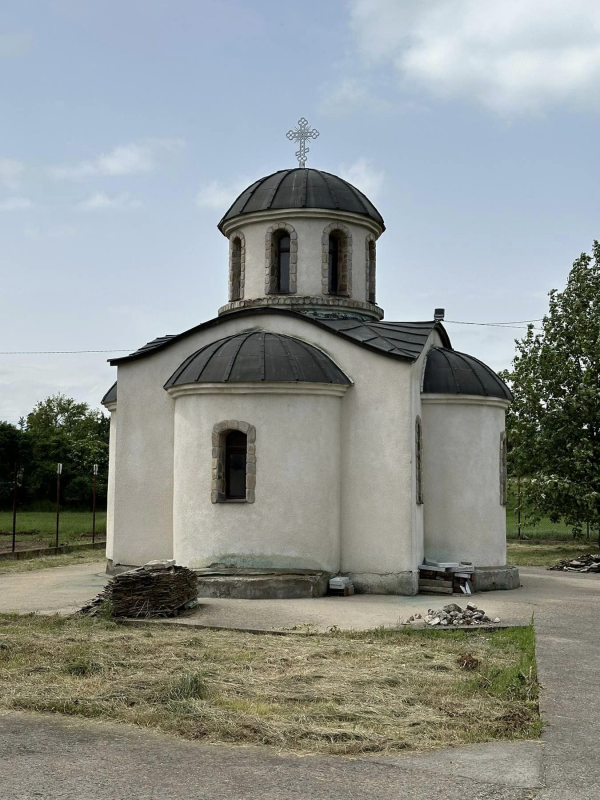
[218, 169, 384, 232]
[101, 381, 117, 406]
[422, 348, 512, 400]
[110, 309, 451, 367]
[165, 331, 351, 388]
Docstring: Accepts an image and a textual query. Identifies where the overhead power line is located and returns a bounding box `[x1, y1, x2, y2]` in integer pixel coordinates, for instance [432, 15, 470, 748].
[0, 318, 546, 355]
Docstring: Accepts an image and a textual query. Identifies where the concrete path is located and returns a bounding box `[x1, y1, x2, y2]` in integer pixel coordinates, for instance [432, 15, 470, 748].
[0, 561, 108, 614]
[0, 711, 542, 800]
[0, 563, 598, 798]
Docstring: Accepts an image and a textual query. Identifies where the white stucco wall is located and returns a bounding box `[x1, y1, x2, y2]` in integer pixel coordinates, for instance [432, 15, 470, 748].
[421, 395, 508, 567]
[105, 406, 117, 561]
[111, 311, 428, 589]
[172, 388, 343, 571]
[230, 214, 378, 303]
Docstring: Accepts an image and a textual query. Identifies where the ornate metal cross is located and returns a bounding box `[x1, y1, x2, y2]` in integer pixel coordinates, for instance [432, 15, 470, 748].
[286, 117, 319, 168]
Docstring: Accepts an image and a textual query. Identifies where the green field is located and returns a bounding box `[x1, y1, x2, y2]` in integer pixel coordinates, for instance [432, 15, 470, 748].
[0, 511, 106, 551]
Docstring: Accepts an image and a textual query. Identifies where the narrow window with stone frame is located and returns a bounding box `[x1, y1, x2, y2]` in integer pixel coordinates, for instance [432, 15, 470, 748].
[230, 236, 242, 301]
[211, 421, 256, 503]
[367, 237, 376, 304]
[415, 415, 424, 505]
[499, 431, 508, 505]
[322, 222, 352, 297]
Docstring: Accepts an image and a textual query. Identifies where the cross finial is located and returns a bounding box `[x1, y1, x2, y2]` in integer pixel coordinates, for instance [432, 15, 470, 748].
[286, 117, 319, 168]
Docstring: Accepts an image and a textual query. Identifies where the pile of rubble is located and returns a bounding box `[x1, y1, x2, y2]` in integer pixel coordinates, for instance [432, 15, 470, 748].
[80, 560, 198, 618]
[403, 602, 501, 627]
[547, 553, 600, 573]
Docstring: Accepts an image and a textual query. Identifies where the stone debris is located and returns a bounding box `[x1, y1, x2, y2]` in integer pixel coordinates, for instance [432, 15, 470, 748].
[547, 553, 600, 573]
[80, 561, 198, 618]
[403, 603, 500, 627]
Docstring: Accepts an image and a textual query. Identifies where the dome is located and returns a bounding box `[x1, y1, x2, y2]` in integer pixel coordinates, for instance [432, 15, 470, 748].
[101, 381, 117, 406]
[422, 348, 512, 401]
[165, 330, 351, 387]
[218, 169, 385, 232]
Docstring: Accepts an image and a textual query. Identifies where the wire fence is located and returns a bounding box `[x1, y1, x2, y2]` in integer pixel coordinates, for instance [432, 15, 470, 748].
[506, 478, 598, 542]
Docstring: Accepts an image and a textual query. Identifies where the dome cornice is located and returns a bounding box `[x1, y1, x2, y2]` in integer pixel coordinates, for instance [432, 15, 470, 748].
[219, 207, 383, 238]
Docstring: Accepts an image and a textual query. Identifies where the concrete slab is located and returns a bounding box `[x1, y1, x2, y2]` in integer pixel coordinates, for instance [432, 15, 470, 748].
[0, 561, 108, 614]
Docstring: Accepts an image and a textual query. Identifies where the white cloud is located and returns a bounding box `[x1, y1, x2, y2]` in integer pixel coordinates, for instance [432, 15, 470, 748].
[318, 77, 392, 118]
[0, 197, 33, 211]
[79, 192, 142, 210]
[339, 158, 385, 199]
[0, 158, 24, 189]
[0, 32, 33, 58]
[196, 178, 249, 210]
[48, 138, 184, 181]
[349, 0, 600, 115]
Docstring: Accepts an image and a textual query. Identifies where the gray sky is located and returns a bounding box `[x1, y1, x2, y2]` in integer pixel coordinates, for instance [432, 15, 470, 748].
[2, 0, 599, 423]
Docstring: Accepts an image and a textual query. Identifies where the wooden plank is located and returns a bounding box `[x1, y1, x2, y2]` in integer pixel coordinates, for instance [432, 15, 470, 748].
[419, 578, 452, 588]
[419, 586, 453, 595]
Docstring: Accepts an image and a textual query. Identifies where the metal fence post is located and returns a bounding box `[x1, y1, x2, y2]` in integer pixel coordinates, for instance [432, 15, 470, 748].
[517, 477, 522, 540]
[11, 463, 18, 553]
[55, 463, 62, 549]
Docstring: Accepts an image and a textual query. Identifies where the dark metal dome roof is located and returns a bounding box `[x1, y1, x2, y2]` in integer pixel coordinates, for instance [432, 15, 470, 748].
[101, 381, 117, 406]
[165, 330, 351, 388]
[422, 348, 512, 401]
[218, 169, 385, 232]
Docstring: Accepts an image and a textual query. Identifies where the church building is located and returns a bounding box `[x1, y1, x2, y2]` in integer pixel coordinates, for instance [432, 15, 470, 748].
[102, 129, 516, 595]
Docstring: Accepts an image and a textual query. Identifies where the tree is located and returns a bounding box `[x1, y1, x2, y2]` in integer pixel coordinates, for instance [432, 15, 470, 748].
[0, 421, 25, 507]
[20, 395, 109, 508]
[500, 241, 600, 540]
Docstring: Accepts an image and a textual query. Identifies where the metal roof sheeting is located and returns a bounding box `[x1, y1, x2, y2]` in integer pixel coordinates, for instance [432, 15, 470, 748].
[109, 309, 451, 367]
[164, 331, 351, 387]
[422, 348, 512, 400]
[218, 169, 385, 231]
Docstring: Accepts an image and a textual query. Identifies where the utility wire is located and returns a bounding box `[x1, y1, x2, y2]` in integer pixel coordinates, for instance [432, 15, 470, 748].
[0, 318, 546, 354]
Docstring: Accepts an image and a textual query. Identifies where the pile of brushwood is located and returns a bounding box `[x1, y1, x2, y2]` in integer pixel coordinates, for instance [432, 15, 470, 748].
[80, 560, 198, 618]
[547, 554, 600, 573]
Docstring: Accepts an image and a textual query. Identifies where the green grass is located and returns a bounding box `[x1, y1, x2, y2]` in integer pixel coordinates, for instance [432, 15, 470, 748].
[0, 614, 540, 755]
[507, 541, 599, 567]
[0, 511, 106, 550]
[0, 550, 105, 575]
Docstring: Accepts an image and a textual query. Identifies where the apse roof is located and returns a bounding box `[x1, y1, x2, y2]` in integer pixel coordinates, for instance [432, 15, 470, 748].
[422, 347, 512, 400]
[218, 169, 385, 232]
[164, 331, 351, 387]
[101, 381, 117, 406]
[109, 309, 451, 367]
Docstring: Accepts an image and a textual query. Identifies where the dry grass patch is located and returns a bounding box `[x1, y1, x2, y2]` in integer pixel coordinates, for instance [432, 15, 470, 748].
[0, 615, 540, 755]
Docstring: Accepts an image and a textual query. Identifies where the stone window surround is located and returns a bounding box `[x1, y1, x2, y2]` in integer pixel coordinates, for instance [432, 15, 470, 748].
[322, 222, 352, 297]
[265, 222, 297, 295]
[229, 230, 246, 302]
[211, 420, 256, 504]
[415, 414, 424, 505]
[499, 430, 507, 506]
[365, 234, 376, 305]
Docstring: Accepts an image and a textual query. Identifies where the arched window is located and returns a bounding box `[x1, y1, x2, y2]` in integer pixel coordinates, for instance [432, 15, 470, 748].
[265, 224, 297, 295]
[212, 421, 256, 503]
[367, 238, 376, 304]
[275, 232, 290, 293]
[328, 234, 340, 294]
[415, 415, 424, 505]
[499, 431, 507, 506]
[322, 223, 351, 296]
[230, 236, 242, 301]
[225, 430, 247, 499]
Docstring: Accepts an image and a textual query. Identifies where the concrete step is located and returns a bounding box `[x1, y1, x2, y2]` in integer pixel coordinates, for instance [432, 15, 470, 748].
[194, 568, 330, 600]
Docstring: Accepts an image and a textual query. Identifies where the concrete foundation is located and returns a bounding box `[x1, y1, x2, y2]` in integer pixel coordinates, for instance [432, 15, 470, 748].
[195, 569, 330, 600]
[473, 565, 520, 592]
[349, 571, 419, 596]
